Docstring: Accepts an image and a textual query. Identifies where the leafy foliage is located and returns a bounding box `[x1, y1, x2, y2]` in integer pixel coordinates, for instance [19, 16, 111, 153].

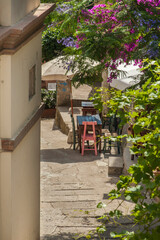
[42, 28, 65, 62]
[41, 88, 56, 109]
[89, 59, 160, 239]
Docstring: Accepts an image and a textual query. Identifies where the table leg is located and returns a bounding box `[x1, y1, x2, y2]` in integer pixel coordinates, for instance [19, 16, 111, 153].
[96, 127, 101, 153]
[99, 127, 102, 153]
[78, 127, 82, 153]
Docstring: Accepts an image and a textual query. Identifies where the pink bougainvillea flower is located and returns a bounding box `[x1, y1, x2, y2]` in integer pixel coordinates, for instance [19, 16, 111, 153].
[125, 43, 137, 52]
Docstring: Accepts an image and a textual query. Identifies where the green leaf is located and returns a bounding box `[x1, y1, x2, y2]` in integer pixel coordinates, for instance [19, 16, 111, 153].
[125, 195, 132, 201]
[97, 202, 106, 208]
[110, 232, 117, 238]
[109, 189, 121, 199]
[109, 210, 122, 218]
[86, 234, 91, 239]
[127, 185, 142, 192]
[84, 210, 89, 214]
[96, 226, 106, 233]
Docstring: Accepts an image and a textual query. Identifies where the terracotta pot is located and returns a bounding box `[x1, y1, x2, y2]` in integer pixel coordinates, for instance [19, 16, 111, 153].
[41, 108, 56, 119]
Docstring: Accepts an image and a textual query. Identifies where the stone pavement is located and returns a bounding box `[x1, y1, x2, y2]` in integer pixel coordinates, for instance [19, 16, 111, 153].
[40, 119, 135, 240]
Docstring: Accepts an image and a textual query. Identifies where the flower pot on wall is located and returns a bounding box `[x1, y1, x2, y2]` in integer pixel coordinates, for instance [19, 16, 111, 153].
[41, 108, 56, 119]
[41, 88, 56, 118]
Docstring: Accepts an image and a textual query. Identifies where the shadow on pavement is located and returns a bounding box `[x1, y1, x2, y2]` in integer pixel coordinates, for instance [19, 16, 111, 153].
[41, 148, 103, 163]
[41, 233, 99, 240]
[41, 233, 76, 240]
[41, 214, 136, 239]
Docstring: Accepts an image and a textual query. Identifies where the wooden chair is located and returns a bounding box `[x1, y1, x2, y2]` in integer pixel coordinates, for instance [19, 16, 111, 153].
[82, 108, 97, 116]
[102, 115, 121, 133]
[102, 116, 112, 132]
[81, 121, 97, 156]
[102, 121, 122, 155]
[101, 128, 111, 154]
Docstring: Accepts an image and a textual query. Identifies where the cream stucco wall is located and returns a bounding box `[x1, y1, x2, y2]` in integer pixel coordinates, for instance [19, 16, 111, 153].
[0, 153, 12, 240]
[0, 31, 42, 240]
[0, 33, 41, 138]
[0, 121, 40, 240]
[0, 56, 1, 137]
[0, 1, 53, 239]
[0, 55, 12, 137]
[0, 0, 40, 26]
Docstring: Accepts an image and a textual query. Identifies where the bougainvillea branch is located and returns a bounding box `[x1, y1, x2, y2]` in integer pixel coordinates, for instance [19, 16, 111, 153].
[52, 0, 159, 84]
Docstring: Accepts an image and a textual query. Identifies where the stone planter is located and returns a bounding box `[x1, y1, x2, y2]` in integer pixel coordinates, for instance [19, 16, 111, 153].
[41, 108, 56, 119]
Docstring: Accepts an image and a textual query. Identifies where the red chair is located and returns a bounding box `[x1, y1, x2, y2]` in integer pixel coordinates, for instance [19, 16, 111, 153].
[81, 121, 97, 156]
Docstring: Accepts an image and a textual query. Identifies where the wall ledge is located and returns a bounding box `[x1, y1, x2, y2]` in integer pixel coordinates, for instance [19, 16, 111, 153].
[0, 3, 56, 55]
[1, 104, 45, 151]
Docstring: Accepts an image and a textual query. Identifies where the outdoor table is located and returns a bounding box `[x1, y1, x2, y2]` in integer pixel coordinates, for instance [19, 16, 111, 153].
[77, 114, 102, 153]
[81, 101, 97, 116]
[81, 101, 94, 108]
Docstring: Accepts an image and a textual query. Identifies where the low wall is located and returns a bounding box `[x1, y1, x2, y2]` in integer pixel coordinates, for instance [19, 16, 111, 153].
[54, 107, 70, 135]
[121, 123, 138, 174]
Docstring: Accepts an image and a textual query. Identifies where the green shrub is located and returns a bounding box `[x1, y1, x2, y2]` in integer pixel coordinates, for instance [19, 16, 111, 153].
[41, 88, 56, 109]
[42, 28, 65, 63]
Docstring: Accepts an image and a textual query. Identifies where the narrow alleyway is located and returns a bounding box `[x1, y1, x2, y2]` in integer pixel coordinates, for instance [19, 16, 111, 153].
[40, 119, 135, 240]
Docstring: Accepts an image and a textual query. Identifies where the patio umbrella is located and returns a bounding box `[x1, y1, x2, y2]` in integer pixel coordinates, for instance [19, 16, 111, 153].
[110, 63, 142, 91]
[42, 56, 77, 81]
[42, 56, 99, 116]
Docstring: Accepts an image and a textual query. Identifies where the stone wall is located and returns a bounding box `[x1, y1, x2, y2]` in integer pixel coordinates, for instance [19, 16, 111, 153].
[56, 80, 71, 106]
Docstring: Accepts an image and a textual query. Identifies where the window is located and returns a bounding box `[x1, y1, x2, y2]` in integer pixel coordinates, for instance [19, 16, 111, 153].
[29, 65, 36, 99]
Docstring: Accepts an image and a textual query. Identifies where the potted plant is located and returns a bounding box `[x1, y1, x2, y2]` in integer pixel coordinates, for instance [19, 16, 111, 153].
[41, 88, 56, 118]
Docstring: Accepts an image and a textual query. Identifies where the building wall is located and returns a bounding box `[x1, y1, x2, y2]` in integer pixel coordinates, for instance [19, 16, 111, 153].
[0, 56, 2, 137]
[0, 121, 40, 240]
[0, 55, 12, 137]
[0, 2, 55, 239]
[0, 33, 41, 240]
[12, 121, 40, 240]
[0, 33, 41, 138]
[0, 152, 12, 240]
[0, 0, 40, 26]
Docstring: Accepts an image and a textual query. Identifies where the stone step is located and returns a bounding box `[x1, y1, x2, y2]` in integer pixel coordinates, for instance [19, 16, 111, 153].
[108, 156, 123, 176]
[41, 194, 102, 202]
[42, 200, 97, 209]
[41, 190, 99, 197]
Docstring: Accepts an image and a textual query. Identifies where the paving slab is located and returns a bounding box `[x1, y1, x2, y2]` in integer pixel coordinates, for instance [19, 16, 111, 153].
[40, 119, 135, 240]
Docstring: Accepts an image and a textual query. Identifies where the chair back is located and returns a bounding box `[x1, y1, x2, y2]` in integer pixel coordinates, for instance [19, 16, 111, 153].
[82, 121, 97, 138]
[82, 108, 97, 116]
[81, 121, 98, 155]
